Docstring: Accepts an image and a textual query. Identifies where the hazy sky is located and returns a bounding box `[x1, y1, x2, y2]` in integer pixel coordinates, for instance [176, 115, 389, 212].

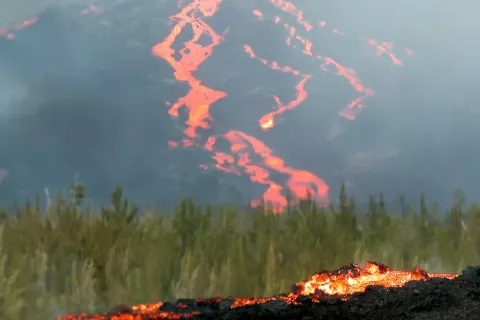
[0, 0, 479, 209]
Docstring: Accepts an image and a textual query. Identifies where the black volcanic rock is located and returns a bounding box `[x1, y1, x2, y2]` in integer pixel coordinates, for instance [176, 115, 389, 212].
[99, 267, 479, 320]
[184, 268, 480, 319]
[64, 265, 480, 320]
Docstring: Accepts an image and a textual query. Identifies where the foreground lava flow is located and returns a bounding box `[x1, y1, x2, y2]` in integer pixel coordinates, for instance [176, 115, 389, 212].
[58, 262, 458, 320]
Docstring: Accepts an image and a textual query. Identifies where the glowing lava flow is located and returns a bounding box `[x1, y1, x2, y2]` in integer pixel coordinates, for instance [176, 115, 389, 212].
[152, 0, 414, 210]
[0, 1, 103, 39]
[204, 131, 329, 211]
[0, 17, 38, 40]
[81, 1, 103, 16]
[250, 2, 374, 124]
[152, 0, 412, 211]
[57, 262, 459, 320]
[152, 0, 329, 211]
[243, 44, 311, 131]
[251, 0, 411, 124]
[293, 261, 457, 296]
[1, 0, 413, 212]
[152, 0, 227, 141]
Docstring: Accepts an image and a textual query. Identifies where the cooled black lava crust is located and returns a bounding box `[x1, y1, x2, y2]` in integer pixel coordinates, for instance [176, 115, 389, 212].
[104, 266, 480, 320]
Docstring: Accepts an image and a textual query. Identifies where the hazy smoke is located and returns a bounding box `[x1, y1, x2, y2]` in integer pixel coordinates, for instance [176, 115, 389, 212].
[0, 0, 479, 209]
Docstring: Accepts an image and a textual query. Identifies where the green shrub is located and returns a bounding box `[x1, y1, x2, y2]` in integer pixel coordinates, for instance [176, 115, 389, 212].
[0, 183, 478, 319]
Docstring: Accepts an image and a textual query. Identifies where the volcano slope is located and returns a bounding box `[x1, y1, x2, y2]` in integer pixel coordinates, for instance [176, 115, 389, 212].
[60, 262, 480, 320]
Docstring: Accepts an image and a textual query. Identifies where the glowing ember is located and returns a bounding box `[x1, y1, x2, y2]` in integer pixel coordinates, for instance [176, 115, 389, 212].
[57, 262, 458, 319]
[294, 261, 457, 296]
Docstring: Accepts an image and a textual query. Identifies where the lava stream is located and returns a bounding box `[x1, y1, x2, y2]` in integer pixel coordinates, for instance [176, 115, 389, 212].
[204, 131, 329, 211]
[0, 17, 38, 40]
[242, 44, 311, 131]
[252, 0, 412, 121]
[152, 0, 414, 211]
[153, 0, 330, 211]
[0, 1, 104, 39]
[57, 262, 458, 320]
[2, 0, 414, 212]
[251, 4, 374, 123]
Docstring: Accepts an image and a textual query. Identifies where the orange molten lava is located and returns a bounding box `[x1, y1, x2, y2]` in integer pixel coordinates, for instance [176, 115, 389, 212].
[2, 0, 413, 212]
[149, 0, 414, 212]
[58, 262, 458, 320]
[294, 261, 457, 296]
[152, 0, 333, 211]
[204, 130, 329, 211]
[0, 2, 105, 39]
[0, 17, 38, 40]
[81, 2, 103, 16]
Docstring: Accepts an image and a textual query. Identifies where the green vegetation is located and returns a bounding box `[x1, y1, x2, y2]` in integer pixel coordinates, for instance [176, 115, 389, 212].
[0, 182, 479, 320]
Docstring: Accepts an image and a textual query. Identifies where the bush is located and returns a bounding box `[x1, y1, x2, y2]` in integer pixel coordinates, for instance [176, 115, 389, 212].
[0, 183, 479, 319]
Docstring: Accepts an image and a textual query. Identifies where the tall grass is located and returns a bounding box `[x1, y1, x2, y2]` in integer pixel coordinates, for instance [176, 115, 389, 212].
[0, 183, 479, 320]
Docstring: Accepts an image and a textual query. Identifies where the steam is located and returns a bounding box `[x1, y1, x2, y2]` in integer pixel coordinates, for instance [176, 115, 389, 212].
[0, 81, 30, 119]
[344, 146, 402, 174]
[0, 169, 7, 186]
